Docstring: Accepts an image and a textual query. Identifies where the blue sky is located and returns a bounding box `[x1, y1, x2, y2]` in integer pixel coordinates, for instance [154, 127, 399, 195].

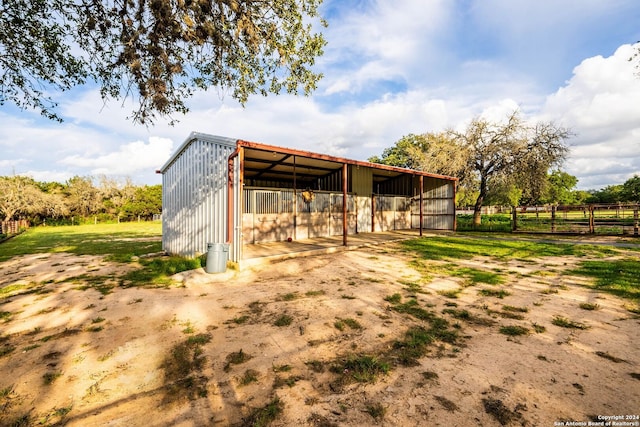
[1, 0, 640, 190]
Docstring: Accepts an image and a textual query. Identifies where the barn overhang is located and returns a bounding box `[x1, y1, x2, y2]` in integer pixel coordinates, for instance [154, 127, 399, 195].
[236, 139, 457, 190]
[227, 139, 458, 250]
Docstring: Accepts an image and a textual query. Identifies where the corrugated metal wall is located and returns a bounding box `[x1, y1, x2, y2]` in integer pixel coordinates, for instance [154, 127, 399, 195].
[350, 165, 373, 232]
[412, 178, 456, 229]
[161, 135, 236, 257]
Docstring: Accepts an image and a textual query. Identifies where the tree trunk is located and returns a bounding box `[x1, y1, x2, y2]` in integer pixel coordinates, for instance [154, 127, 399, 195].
[473, 178, 487, 227]
[472, 195, 484, 227]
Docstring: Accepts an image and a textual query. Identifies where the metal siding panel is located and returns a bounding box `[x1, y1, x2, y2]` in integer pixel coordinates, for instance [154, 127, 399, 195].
[160, 135, 234, 257]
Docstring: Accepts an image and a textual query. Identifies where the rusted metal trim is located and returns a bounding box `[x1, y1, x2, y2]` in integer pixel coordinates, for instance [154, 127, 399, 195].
[236, 139, 457, 182]
[371, 193, 376, 232]
[227, 147, 240, 244]
[293, 155, 297, 240]
[343, 163, 348, 246]
[419, 175, 424, 237]
[453, 179, 458, 231]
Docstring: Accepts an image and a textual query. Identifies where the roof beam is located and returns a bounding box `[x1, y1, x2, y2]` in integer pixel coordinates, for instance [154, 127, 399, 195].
[251, 154, 292, 179]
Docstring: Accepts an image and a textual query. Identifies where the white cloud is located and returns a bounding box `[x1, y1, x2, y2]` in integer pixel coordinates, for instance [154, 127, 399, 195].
[2, 0, 638, 194]
[542, 44, 640, 189]
[21, 170, 76, 184]
[0, 158, 26, 170]
[61, 137, 175, 177]
[320, 0, 451, 94]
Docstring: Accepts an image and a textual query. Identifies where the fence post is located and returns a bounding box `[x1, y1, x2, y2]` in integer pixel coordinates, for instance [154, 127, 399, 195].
[589, 205, 595, 234]
[512, 206, 517, 232]
[634, 205, 639, 236]
[551, 205, 556, 233]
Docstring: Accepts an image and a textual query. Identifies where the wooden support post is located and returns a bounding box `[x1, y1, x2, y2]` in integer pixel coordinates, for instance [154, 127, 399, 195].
[419, 176, 424, 237]
[371, 193, 376, 232]
[342, 163, 348, 246]
[551, 205, 556, 233]
[293, 156, 297, 241]
[453, 180, 457, 232]
[512, 206, 517, 232]
[227, 149, 238, 245]
[589, 205, 595, 234]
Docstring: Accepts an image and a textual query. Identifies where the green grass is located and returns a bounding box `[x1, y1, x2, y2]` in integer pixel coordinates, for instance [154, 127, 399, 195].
[224, 349, 252, 372]
[332, 355, 390, 383]
[478, 289, 511, 299]
[0, 222, 162, 262]
[499, 325, 530, 336]
[384, 293, 402, 304]
[552, 316, 589, 330]
[305, 290, 325, 297]
[121, 256, 203, 287]
[450, 267, 505, 285]
[0, 223, 198, 289]
[570, 259, 640, 301]
[456, 214, 512, 232]
[242, 397, 284, 427]
[0, 343, 16, 358]
[162, 333, 212, 401]
[401, 235, 583, 261]
[239, 369, 259, 386]
[579, 302, 600, 311]
[532, 323, 546, 333]
[364, 402, 387, 421]
[43, 371, 62, 385]
[502, 305, 529, 313]
[340, 318, 362, 330]
[278, 292, 299, 301]
[227, 315, 250, 325]
[273, 314, 293, 327]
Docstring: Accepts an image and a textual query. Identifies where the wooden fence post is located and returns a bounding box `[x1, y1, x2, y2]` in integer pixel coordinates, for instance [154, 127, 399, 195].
[589, 205, 595, 234]
[512, 206, 517, 232]
[634, 205, 639, 236]
[551, 205, 556, 233]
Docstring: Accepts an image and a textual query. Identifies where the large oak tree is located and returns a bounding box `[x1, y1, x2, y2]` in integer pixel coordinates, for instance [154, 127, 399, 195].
[370, 111, 572, 226]
[0, 0, 326, 123]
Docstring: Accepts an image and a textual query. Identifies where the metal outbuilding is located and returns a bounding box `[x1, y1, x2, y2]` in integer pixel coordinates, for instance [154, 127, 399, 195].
[158, 132, 458, 265]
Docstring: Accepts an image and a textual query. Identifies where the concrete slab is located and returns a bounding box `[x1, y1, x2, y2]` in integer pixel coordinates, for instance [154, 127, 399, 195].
[240, 229, 424, 269]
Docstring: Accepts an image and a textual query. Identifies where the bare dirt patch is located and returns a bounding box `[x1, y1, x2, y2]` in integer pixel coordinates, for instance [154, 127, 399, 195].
[1, 241, 639, 426]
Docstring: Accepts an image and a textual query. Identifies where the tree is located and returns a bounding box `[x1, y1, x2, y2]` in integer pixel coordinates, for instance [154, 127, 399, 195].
[0, 0, 326, 123]
[368, 134, 430, 169]
[586, 185, 624, 204]
[449, 113, 571, 225]
[370, 111, 571, 226]
[97, 175, 136, 218]
[121, 185, 162, 219]
[65, 176, 100, 217]
[0, 176, 45, 221]
[540, 170, 579, 205]
[622, 175, 640, 202]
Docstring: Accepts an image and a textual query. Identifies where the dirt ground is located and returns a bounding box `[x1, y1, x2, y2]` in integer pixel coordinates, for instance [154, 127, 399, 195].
[1, 238, 639, 426]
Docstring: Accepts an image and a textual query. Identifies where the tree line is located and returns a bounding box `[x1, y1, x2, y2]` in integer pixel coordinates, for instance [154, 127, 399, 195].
[0, 175, 161, 225]
[369, 111, 640, 225]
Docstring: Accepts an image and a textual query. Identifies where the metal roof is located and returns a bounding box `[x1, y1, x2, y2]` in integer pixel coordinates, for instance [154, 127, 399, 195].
[237, 139, 458, 184]
[158, 133, 458, 183]
[158, 132, 237, 173]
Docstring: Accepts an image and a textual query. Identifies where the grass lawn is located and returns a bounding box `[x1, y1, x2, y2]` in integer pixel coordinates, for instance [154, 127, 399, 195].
[0, 222, 163, 262]
[402, 234, 640, 303]
[0, 222, 205, 290]
[1, 224, 638, 301]
[1, 225, 639, 426]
